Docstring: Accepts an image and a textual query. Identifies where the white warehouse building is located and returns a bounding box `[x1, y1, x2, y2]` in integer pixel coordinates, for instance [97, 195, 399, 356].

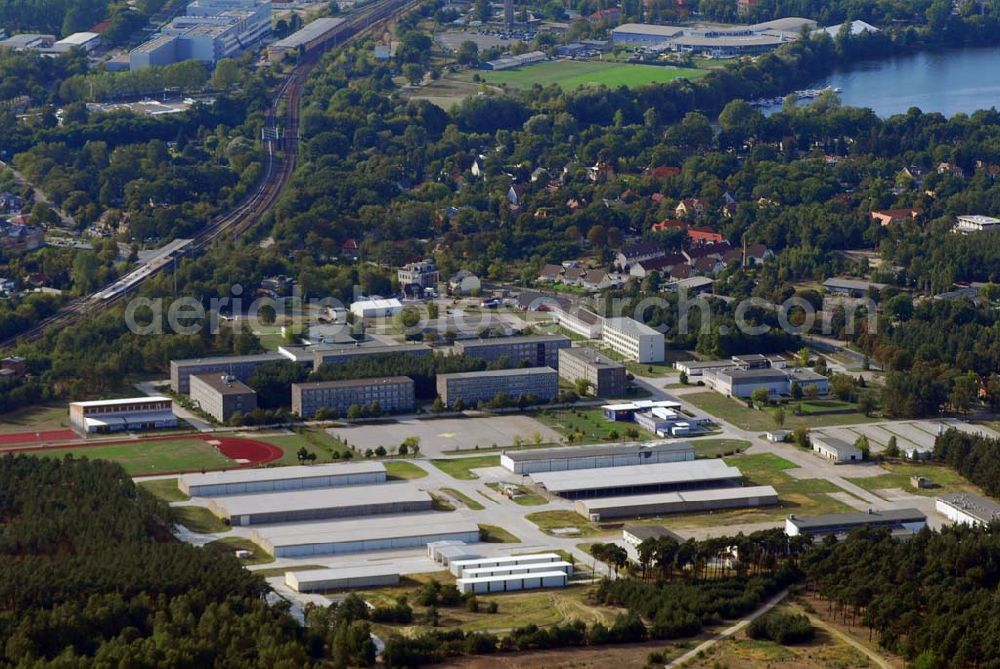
[602, 317, 665, 363]
[936, 492, 1000, 526]
[284, 566, 399, 593]
[251, 513, 480, 557]
[177, 462, 387, 497]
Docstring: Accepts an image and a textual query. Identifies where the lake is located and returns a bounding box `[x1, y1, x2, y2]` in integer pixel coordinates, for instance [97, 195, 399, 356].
[768, 46, 1000, 117]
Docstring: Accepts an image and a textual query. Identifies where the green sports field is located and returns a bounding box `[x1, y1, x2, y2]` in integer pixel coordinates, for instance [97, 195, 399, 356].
[25, 440, 237, 475]
[477, 60, 707, 90]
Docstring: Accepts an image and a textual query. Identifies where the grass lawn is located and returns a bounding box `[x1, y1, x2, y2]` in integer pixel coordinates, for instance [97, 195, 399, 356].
[533, 407, 653, 443]
[796, 399, 858, 414]
[27, 440, 235, 475]
[478, 524, 521, 543]
[475, 60, 707, 90]
[847, 461, 982, 496]
[0, 403, 71, 433]
[626, 361, 676, 378]
[441, 487, 486, 510]
[205, 536, 274, 565]
[384, 460, 428, 480]
[171, 505, 230, 534]
[684, 392, 878, 431]
[430, 492, 456, 511]
[258, 429, 348, 464]
[137, 478, 189, 502]
[486, 482, 548, 506]
[430, 454, 500, 480]
[525, 510, 603, 538]
[361, 577, 613, 636]
[691, 438, 751, 458]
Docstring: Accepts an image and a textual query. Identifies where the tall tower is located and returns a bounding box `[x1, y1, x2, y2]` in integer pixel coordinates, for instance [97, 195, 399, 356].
[504, 0, 514, 31]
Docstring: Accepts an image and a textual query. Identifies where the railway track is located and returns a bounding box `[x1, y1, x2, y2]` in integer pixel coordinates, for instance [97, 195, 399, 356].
[0, 0, 416, 351]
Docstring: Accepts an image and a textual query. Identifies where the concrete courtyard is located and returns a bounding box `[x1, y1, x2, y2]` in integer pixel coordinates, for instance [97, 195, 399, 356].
[327, 415, 562, 456]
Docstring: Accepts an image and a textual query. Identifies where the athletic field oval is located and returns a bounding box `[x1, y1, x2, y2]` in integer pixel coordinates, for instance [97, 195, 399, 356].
[477, 61, 707, 90]
[7, 435, 283, 475]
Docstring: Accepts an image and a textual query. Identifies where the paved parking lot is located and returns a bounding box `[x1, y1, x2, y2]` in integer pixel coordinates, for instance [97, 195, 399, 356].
[327, 415, 561, 456]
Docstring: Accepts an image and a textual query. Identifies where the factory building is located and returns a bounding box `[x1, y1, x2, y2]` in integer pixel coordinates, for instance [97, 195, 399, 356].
[129, 0, 272, 69]
[936, 492, 1000, 527]
[558, 346, 627, 398]
[170, 352, 284, 394]
[784, 508, 927, 538]
[576, 485, 779, 521]
[250, 513, 481, 557]
[206, 484, 432, 526]
[285, 566, 400, 593]
[602, 317, 664, 363]
[500, 440, 694, 475]
[453, 334, 571, 368]
[436, 367, 559, 408]
[530, 459, 743, 500]
[311, 342, 433, 369]
[69, 397, 177, 434]
[291, 376, 415, 418]
[178, 462, 387, 497]
[189, 373, 257, 422]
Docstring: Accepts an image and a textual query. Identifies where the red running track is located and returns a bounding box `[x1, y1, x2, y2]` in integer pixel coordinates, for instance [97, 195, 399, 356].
[0, 429, 80, 446]
[0, 433, 284, 467]
[209, 437, 283, 465]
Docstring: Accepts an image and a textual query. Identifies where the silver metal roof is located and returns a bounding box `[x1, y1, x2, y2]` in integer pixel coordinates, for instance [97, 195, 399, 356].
[180, 462, 385, 487]
[285, 565, 399, 584]
[208, 483, 428, 515]
[271, 17, 346, 49]
[503, 440, 693, 462]
[530, 459, 741, 493]
[251, 512, 479, 545]
[788, 508, 926, 530]
[579, 485, 778, 511]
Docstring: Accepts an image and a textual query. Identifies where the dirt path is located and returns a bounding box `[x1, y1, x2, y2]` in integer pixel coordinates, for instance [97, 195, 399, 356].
[665, 589, 788, 667]
[797, 609, 894, 669]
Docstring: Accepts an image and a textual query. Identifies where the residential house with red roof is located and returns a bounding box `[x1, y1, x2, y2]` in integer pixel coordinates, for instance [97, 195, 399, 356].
[687, 226, 726, 246]
[871, 207, 921, 227]
[651, 219, 686, 233]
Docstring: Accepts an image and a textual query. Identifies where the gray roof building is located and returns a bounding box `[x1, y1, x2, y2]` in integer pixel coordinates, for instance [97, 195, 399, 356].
[785, 508, 927, 537]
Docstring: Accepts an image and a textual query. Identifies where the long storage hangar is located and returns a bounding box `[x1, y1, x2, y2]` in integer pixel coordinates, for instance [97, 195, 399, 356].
[576, 485, 779, 521]
[530, 459, 742, 499]
[449, 553, 565, 577]
[456, 570, 568, 594]
[501, 440, 694, 475]
[284, 566, 399, 593]
[251, 513, 481, 557]
[178, 462, 386, 497]
[206, 484, 431, 526]
[461, 561, 575, 579]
